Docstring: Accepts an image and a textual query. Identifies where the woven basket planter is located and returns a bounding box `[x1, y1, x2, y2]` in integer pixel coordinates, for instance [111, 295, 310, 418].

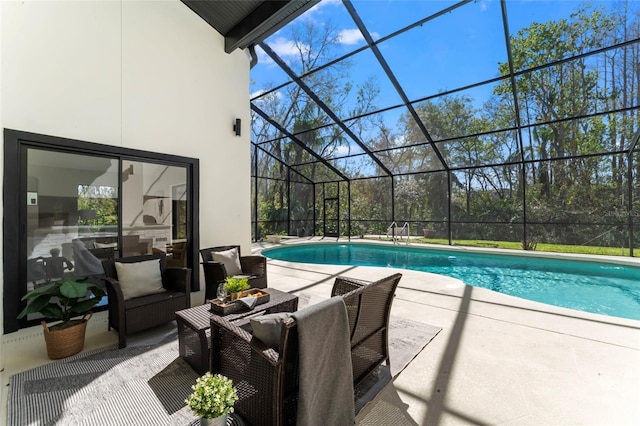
[41, 312, 92, 360]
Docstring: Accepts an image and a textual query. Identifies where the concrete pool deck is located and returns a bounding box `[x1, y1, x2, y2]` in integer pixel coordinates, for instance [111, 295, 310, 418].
[2, 239, 639, 425]
[260, 238, 640, 425]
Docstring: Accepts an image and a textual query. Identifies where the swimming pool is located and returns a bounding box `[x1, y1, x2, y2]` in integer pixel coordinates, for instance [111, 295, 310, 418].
[263, 243, 640, 320]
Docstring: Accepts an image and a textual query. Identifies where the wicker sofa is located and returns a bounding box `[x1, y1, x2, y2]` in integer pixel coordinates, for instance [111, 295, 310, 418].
[209, 273, 402, 426]
[200, 245, 267, 300]
[102, 253, 191, 348]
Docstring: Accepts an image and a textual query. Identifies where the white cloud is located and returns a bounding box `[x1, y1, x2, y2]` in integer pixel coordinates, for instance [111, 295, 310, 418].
[334, 144, 352, 156]
[250, 89, 267, 99]
[256, 38, 309, 65]
[338, 28, 380, 45]
[255, 39, 309, 67]
[251, 90, 283, 102]
[304, 0, 342, 19]
[338, 29, 365, 45]
[270, 37, 308, 57]
[254, 45, 274, 65]
[394, 134, 407, 147]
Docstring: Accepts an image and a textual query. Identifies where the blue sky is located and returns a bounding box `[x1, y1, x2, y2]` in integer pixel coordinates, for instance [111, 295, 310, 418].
[250, 0, 637, 177]
[250, 0, 633, 163]
[251, 0, 623, 106]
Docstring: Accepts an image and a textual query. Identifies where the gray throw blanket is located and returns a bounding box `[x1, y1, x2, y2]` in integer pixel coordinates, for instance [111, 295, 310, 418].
[291, 296, 355, 426]
[71, 240, 104, 276]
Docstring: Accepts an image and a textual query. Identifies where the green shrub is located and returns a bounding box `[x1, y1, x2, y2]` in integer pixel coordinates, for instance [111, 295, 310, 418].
[185, 372, 238, 418]
[224, 276, 250, 293]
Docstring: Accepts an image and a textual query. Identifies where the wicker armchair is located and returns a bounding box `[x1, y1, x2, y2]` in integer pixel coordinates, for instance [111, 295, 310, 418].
[166, 241, 187, 268]
[200, 245, 267, 300]
[102, 253, 191, 348]
[209, 273, 402, 426]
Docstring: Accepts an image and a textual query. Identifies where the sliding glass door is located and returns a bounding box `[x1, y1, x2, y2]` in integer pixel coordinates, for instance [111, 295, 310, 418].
[5, 129, 199, 332]
[23, 153, 192, 323]
[26, 153, 191, 275]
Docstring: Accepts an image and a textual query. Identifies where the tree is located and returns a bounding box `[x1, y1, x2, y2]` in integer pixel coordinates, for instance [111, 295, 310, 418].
[77, 185, 118, 230]
[492, 3, 638, 245]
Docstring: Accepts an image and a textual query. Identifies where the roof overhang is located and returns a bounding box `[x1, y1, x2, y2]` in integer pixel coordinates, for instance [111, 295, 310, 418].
[181, 0, 320, 53]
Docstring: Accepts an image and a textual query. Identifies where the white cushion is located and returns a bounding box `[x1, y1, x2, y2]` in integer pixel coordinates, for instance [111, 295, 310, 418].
[115, 259, 165, 300]
[211, 248, 243, 276]
[94, 242, 117, 248]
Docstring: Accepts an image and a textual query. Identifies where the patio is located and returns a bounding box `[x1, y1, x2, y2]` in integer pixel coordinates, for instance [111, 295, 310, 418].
[3, 1, 640, 423]
[2, 241, 639, 425]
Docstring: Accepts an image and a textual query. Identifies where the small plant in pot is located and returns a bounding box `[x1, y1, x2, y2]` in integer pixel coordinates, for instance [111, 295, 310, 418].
[186, 372, 238, 425]
[18, 277, 105, 359]
[224, 276, 250, 300]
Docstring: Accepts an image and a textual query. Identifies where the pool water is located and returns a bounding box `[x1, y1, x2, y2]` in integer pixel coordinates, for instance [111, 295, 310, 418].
[263, 243, 640, 320]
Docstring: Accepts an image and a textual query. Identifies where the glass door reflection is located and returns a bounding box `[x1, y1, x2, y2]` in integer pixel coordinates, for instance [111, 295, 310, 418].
[121, 160, 188, 266]
[26, 149, 119, 320]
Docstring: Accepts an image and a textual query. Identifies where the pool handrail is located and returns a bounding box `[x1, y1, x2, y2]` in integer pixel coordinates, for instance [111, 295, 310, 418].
[387, 221, 410, 244]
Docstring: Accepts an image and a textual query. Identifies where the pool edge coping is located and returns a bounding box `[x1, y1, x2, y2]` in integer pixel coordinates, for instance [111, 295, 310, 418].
[259, 238, 640, 268]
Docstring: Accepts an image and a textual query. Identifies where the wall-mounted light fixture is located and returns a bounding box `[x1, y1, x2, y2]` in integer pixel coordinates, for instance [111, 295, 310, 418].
[233, 118, 241, 137]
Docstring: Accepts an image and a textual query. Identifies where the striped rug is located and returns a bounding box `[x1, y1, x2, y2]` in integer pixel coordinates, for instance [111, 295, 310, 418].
[8, 328, 198, 426]
[8, 314, 440, 425]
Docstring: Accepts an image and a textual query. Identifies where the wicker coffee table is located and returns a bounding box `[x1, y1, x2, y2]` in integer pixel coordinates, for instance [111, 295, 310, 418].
[176, 288, 298, 374]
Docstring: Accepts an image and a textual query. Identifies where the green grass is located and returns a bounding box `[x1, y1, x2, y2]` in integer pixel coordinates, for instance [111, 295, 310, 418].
[366, 237, 635, 257]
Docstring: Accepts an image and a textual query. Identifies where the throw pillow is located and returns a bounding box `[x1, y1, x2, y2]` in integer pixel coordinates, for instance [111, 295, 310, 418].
[94, 242, 117, 248]
[115, 259, 165, 300]
[211, 248, 243, 276]
[250, 312, 292, 349]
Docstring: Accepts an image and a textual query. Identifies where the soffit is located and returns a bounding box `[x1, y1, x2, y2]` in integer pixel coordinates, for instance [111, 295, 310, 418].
[181, 0, 319, 53]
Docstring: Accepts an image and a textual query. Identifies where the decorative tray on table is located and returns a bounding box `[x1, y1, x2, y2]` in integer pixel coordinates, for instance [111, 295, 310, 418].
[210, 288, 270, 315]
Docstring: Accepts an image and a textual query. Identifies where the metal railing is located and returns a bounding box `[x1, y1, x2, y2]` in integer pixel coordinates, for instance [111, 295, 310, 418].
[387, 221, 410, 244]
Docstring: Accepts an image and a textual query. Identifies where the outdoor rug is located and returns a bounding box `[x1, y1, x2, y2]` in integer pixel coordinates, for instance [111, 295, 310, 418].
[8, 307, 440, 425]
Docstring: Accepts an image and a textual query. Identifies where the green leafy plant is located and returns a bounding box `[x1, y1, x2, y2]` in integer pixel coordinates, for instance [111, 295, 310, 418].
[185, 372, 238, 419]
[224, 276, 250, 294]
[17, 277, 105, 330]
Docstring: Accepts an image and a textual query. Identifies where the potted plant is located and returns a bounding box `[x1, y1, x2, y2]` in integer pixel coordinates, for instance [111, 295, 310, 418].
[185, 372, 238, 425]
[224, 276, 250, 300]
[17, 277, 105, 359]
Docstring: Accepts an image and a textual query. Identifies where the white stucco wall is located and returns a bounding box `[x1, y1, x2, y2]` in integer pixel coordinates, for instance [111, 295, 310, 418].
[0, 0, 253, 338]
